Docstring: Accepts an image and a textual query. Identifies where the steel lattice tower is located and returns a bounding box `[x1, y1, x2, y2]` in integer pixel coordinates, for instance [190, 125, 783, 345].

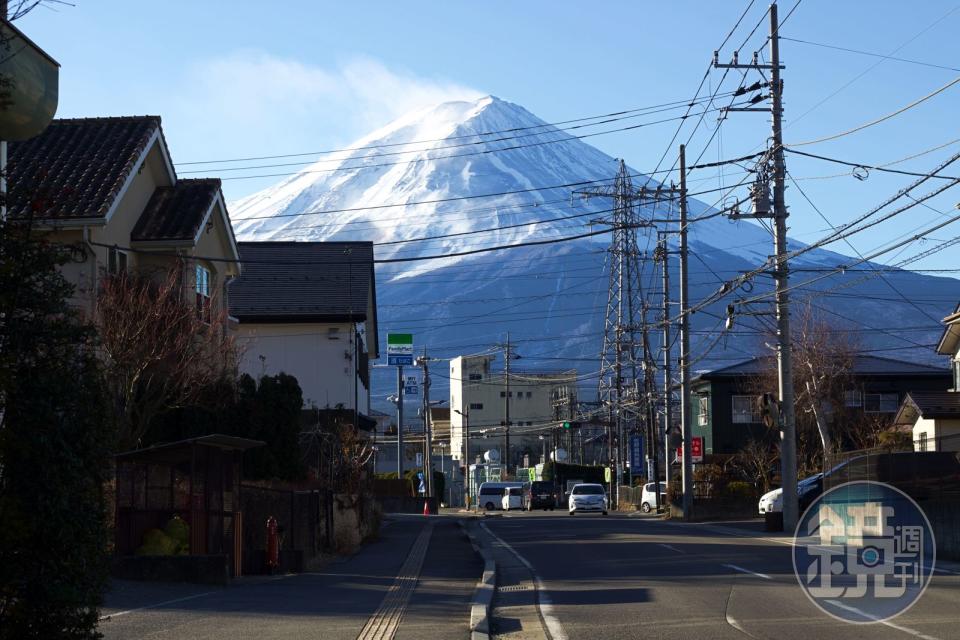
[575, 160, 654, 495]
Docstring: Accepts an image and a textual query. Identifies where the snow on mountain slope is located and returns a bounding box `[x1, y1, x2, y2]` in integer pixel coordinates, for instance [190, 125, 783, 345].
[229, 95, 958, 405]
[231, 96, 781, 272]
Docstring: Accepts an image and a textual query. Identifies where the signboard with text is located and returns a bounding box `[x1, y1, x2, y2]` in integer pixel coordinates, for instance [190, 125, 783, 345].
[629, 435, 644, 471]
[676, 436, 704, 463]
[387, 333, 414, 366]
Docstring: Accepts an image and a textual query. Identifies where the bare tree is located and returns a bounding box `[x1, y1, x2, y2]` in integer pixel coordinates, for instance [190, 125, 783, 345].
[729, 438, 780, 493]
[96, 266, 239, 449]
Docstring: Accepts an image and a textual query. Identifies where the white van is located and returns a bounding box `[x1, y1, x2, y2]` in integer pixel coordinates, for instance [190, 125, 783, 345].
[477, 482, 524, 511]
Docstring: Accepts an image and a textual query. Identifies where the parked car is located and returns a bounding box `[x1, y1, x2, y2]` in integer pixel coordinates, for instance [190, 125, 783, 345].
[526, 480, 557, 511]
[757, 450, 960, 516]
[568, 483, 608, 515]
[478, 481, 523, 511]
[502, 486, 524, 511]
[758, 473, 822, 515]
[640, 481, 668, 513]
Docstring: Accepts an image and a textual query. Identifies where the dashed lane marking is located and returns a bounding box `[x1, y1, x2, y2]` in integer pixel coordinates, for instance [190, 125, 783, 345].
[722, 564, 772, 580]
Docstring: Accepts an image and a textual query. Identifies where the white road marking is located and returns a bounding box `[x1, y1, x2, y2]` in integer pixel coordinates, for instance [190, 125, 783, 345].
[722, 564, 772, 580]
[480, 522, 568, 640]
[934, 567, 960, 576]
[659, 543, 684, 553]
[824, 600, 941, 640]
[98, 591, 220, 621]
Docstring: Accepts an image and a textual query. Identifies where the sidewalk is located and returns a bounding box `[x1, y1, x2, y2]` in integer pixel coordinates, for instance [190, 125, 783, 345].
[98, 514, 482, 640]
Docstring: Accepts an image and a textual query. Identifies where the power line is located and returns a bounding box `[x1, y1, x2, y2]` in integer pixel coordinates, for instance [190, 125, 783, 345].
[177, 91, 747, 166]
[780, 36, 960, 73]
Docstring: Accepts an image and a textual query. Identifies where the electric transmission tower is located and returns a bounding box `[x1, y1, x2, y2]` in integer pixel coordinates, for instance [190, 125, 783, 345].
[575, 159, 671, 506]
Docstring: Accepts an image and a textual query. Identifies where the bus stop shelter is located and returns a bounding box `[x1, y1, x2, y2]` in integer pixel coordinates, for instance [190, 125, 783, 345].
[115, 434, 264, 577]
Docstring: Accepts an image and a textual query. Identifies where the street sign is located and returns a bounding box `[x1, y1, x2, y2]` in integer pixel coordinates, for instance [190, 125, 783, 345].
[416, 452, 423, 467]
[404, 375, 418, 395]
[691, 436, 704, 462]
[676, 436, 705, 463]
[528, 468, 536, 482]
[417, 471, 426, 495]
[604, 467, 612, 483]
[387, 333, 414, 366]
[629, 435, 644, 470]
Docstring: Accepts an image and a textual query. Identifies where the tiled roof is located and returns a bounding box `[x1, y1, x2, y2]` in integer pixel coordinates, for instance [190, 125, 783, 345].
[696, 354, 948, 380]
[7, 116, 161, 220]
[229, 241, 375, 323]
[131, 179, 220, 242]
[903, 392, 960, 419]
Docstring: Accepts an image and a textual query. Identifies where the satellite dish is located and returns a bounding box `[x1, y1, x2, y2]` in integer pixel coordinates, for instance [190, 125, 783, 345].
[551, 448, 568, 462]
[483, 449, 500, 463]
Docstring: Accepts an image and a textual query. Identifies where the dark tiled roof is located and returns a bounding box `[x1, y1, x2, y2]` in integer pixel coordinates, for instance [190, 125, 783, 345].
[7, 116, 161, 220]
[696, 355, 948, 380]
[229, 241, 375, 323]
[903, 392, 960, 418]
[131, 179, 220, 242]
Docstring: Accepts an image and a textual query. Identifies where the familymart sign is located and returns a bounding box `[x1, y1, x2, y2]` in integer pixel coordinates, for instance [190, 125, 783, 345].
[387, 333, 413, 366]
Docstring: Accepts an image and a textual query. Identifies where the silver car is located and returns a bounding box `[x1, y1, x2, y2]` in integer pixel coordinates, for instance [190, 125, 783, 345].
[568, 483, 608, 515]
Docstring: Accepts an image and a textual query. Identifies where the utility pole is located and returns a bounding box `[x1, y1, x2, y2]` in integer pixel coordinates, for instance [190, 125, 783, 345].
[769, 3, 798, 531]
[713, 3, 797, 530]
[503, 331, 512, 477]
[419, 348, 433, 498]
[396, 365, 405, 477]
[678, 144, 693, 521]
[640, 305, 661, 511]
[658, 235, 673, 500]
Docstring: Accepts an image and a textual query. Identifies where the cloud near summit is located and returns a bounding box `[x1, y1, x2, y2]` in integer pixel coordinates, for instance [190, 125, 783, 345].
[169, 51, 481, 167]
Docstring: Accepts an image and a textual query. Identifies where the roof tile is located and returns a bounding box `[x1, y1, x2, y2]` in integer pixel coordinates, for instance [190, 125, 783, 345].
[131, 178, 220, 242]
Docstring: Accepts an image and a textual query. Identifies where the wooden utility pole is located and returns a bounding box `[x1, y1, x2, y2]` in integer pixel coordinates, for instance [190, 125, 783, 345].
[503, 331, 512, 476]
[659, 235, 673, 502]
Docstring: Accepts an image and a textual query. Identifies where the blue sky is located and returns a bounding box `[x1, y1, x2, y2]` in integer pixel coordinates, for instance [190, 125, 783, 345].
[18, 0, 960, 273]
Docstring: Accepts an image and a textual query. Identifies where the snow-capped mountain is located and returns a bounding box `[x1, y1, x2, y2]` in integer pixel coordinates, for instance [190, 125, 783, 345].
[231, 96, 959, 405]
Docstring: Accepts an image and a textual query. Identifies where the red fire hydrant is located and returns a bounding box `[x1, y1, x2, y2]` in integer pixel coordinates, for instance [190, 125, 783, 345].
[266, 516, 279, 573]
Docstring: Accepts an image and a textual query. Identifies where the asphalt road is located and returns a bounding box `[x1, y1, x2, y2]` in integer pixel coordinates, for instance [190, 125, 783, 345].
[482, 511, 960, 640]
[97, 515, 481, 640]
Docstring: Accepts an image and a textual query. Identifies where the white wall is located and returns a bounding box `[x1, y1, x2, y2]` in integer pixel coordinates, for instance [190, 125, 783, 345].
[237, 321, 370, 413]
[449, 354, 575, 466]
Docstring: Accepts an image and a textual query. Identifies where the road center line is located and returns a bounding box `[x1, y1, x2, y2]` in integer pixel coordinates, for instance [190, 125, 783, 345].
[659, 543, 684, 553]
[480, 522, 568, 640]
[722, 564, 772, 580]
[824, 600, 941, 640]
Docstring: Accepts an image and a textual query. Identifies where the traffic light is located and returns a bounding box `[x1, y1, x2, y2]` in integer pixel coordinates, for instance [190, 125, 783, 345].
[562, 421, 580, 430]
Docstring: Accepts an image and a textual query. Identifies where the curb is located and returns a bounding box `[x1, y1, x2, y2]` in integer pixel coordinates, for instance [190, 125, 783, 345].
[459, 520, 496, 640]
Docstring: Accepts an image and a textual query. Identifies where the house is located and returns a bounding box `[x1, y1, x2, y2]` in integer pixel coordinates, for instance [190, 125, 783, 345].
[895, 393, 960, 452]
[449, 354, 577, 470]
[7, 116, 241, 316]
[429, 407, 451, 456]
[895, 305, 960, 451]
[691, 355, 951, 455]
[228, 241, 379, 420]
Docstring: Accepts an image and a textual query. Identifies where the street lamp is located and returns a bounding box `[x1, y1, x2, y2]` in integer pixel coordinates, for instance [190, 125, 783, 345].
[453, 408, 471, 510]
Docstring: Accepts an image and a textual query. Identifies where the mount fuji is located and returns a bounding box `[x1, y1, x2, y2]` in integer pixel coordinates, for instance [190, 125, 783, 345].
[230, 95, 959, 406]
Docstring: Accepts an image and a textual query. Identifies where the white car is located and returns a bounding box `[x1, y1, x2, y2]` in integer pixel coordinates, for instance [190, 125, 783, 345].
[640, 482, 667, 513]
[501, 486, 524, 511]
[568, 483, 608, 515]
[758, 473, 823, 515]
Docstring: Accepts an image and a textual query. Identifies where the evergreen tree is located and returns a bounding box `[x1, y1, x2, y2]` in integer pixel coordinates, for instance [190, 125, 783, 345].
[0, 222, 113, 638]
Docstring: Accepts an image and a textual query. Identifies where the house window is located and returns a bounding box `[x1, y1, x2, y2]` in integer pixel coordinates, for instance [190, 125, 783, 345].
[470, 403, 483, 410]
[918, 432, 928, 452]
[500, 391, 506, 398]
[108, 247, 127, 275]
[526, 391, 532, 398]
[731, 395, 762, 424]
[469, 373, 482, 381]
[844, 390, 862, 408]
[698, 396, 709, 426]
[195, 264, 211, 322]
[864, 393, 899, 413]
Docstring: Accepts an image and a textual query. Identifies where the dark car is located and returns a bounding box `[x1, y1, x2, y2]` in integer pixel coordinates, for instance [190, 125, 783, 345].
[526, 481, 557, 510]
